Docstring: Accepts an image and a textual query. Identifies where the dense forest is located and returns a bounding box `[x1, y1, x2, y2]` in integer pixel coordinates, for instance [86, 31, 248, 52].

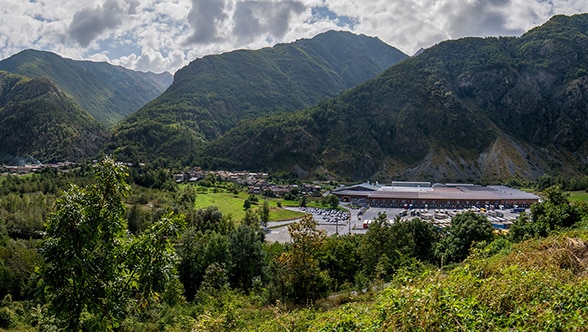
[1, 159, 588, 330]
[0, 72, 107, 163]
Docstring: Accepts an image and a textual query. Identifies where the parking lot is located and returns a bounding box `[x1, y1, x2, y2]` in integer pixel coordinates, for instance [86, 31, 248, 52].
[264, 204, 526, 242]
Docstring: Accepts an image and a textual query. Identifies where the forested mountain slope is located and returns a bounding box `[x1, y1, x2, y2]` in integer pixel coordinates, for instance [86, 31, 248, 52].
[106, 31, 408, 163]
[0, 71, 107, 163]
[203, 14, 588, 182]
[0, 49, 172, 127]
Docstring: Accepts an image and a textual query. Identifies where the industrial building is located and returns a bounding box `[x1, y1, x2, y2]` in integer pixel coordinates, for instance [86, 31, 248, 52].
[332, 182, 539, 209]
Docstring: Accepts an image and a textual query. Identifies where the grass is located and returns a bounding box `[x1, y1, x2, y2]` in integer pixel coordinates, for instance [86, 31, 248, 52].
[568, 190, 588, 203]
[194, 188, 305, 222]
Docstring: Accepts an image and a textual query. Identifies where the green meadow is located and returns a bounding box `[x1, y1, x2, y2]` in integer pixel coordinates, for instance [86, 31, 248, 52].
[193, 188, 305, 222]
[569, 190, 588, 202]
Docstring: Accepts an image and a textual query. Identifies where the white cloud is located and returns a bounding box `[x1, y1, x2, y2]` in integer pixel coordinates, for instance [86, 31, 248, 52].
[0, 0, 587, 73]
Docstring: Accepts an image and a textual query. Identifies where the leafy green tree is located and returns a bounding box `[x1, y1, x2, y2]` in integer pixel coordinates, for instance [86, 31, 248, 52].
[243, 199, 252, 210]
[259, 200, 270, 226]
[178, 229, 231, 301]
[127, 203, 151, 234]
[435, 211, 495, 265]
[40, 158, 185, 330]
[299, 195, 307, 207]
[392, 218, 440, 263]
[358, 213, 395, 279]
[275, 214, 330, 303]
[316, 234, 362, 291]
[510, 185, 582, 242]
[0, 238, 42, 301]
[327, 194, 339, 209]
[187, 206, 234, 235]
[228, 224, 266, 291]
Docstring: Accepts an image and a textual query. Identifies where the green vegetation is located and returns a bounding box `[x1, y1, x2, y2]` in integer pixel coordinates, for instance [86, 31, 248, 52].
[202, 13, 588, 182]
[0, 71, 107, 162]
[192, 188, 305, 222]
[41, 158, 184, 330]
[569, 190, 588, 202]
[1, 159, 588, 330]
[0, 50, 171, 127]
[107, 31, 408, 164]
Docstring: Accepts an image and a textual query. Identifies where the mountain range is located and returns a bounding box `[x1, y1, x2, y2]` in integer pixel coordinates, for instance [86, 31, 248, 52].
[201, 14, 588, 182]
[105, 30, 408, 163]
[2, 15, 588, 183]
[0, 50, 172, 127]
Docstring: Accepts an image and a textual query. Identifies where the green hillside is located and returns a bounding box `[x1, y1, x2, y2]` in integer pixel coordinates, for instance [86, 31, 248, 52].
[0, 50, 172, 127]
[235, 231, 588, 331]
[106, 31, 408, 163]
[203, 14, 588, 182]
[0, 71, 107, 162]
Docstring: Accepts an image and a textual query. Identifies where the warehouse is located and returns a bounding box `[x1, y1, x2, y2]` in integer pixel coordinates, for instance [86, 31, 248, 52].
[332, 182, 539, 209]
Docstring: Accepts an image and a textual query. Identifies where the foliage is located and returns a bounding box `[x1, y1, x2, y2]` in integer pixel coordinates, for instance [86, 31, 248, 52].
[107, 31, 407, 164]
[435, 211, 495, 265]
[315, 234, 362, 292]
[202, 14, 588, 182]
[0, 238, 42, 301]
[228, 224, 266, 291]
[274, 214, 330, 304]
[510, 185, 583, 241]
[259, 200, 270, 225]
[247, 232, 588, 331]
[40, 158, 185, 330]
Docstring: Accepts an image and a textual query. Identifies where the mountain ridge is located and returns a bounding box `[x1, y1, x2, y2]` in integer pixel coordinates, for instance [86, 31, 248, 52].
[106, 30, 409, 163]
[0, 71, 107, 163]
[201, 14, 588, 182]
[0, 49, 173, 127]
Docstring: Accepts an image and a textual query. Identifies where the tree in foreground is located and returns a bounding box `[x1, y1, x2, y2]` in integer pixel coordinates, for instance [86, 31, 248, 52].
[275, 214, 330, 304]
[435, 211, 495, 265]
[40, 158, 185, 330]
[510, 185, 583, 242]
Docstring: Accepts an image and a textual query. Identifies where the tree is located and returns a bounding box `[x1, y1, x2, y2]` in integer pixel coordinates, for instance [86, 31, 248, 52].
[358, 213, 394, 279]
[435, 211, 495, 265]
[299, 195, 307, 207]
[316, 234, 362, 292]
[323, 194, 339, 209]
[259, 200, 270, 226]
[178, 229, 231, 301]
[40, 158, 185, 330]
[228, 224, 266, 291]
[243, 199, 252, 210]
[509, 185, 582, 242]
[275, 214, 330, 303]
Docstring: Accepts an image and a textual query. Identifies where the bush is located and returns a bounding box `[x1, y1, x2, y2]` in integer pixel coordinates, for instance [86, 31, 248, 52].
[0, 307, 13, 329]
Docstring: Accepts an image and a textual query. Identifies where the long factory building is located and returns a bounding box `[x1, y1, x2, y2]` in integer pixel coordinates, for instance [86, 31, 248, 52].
[332, 181, 540, 209]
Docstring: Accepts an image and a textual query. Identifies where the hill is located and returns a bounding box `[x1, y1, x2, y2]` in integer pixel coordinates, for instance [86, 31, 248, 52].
[106, 31, 408, 163]
[0, 49, 173, 127]
[246, 232, 588, 331]
[202, 14, 588, 182]
[0, 71, 107, 163]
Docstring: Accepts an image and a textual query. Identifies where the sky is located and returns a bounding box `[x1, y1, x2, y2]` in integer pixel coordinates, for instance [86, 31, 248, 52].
[0, 0, 587, 74]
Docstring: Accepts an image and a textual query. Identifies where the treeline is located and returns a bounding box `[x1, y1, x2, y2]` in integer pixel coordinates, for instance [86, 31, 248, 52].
[1, 160, 588, 330]
[505, 173, 588, 192]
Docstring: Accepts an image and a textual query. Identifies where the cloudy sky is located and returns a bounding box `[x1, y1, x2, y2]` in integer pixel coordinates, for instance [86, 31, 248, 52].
[1, 0, 587, 74]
